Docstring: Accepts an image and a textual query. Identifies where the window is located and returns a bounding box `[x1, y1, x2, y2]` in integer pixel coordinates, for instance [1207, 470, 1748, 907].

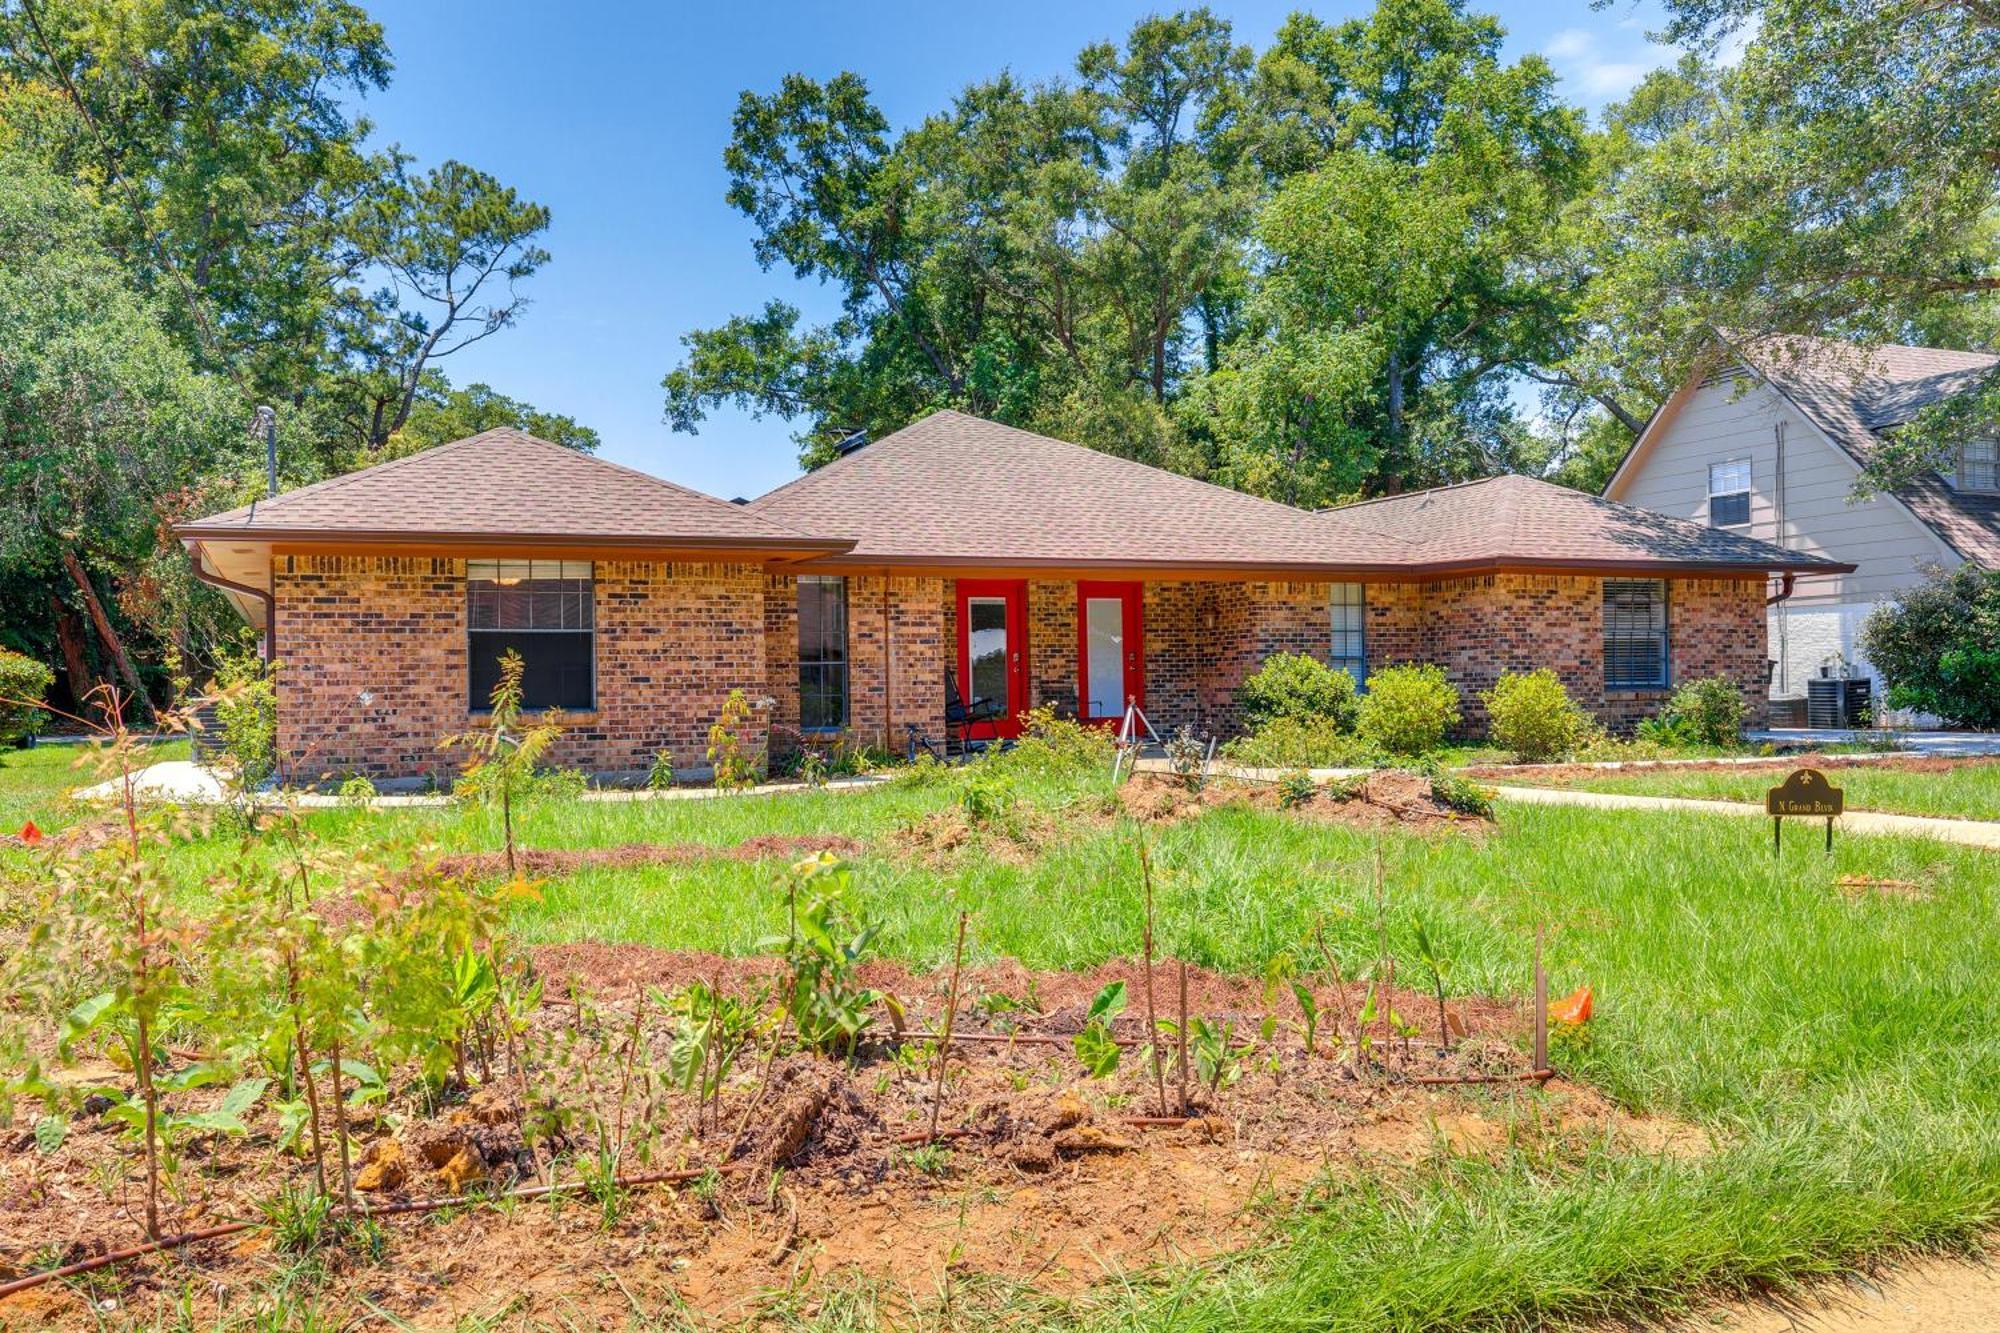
[467, 560, 594, 711]
[1707, 458, 1752, 527]
[1958, 440, 1999, 493]
[797, 576, 848, 731]
[1603, 579, 1669, 690]
[1329, 583, 1366, 685]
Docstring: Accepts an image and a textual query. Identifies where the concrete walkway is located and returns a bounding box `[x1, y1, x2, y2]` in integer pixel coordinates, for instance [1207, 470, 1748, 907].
[70, 760, 887, 809]
[1491, 783, 2000, 850]
[1749, 728, 2000, 756]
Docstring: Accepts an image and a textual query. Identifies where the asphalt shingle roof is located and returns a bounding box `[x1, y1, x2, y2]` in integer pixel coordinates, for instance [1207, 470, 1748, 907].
[180, 428, 842, 551]
[1318, 472, 1845, 574]
[748, 410, 1414, 571]
[1721, 332, 2000, 566]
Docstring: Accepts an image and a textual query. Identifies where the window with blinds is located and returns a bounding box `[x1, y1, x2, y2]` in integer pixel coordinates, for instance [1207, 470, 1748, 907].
[1330, 583, 1366, 684]
[467, 559, 594, 711]
[1958, 440, 1998, 493]
[1707, 458, 1751, 527]
[1603, 579, 1668, 690]
[797, 576, 849, 731]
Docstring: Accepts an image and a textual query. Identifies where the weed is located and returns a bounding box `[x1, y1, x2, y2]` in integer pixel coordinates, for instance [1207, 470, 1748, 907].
[1277, 769, 1316, 808]
[706, 689, 763, 790]
[1165, 725, 1208, 791]
[1071, 981, 1126, 1078]
[439, 650, 566, 877]
[897, 1142, 953, 1176]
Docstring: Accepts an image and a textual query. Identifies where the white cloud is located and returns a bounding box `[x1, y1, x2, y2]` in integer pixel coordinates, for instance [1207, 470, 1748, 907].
[1545, 28, 1595, 62]
[1541, 27, 1658, 105]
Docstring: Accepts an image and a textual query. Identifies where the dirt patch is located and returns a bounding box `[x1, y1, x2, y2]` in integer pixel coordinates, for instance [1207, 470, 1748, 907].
[1836, 874, 1935, 902]
[0, 950, 1693, 1328]
[1117, 771, 1492, 836]
[884, 792, 1118, 866]
[419, 832, 863, 882]
[1464, 753, 2000, 785]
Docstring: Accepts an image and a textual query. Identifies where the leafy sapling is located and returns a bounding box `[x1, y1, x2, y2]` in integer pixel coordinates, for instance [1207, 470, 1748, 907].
[1072, 981, 1127, 1078]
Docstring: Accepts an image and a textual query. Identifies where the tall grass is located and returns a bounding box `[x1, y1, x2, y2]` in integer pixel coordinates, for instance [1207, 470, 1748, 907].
[1504, 758, 2000, 822]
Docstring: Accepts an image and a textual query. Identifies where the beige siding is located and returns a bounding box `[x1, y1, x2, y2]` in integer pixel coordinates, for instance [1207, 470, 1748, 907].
[1611, 378, 1957, 607]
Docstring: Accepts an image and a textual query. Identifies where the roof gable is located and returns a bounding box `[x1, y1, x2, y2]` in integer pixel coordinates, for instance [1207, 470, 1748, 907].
[181, 428, 841, 552]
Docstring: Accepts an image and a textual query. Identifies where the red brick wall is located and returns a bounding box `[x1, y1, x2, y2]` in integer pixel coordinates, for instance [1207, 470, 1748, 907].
[274, 556, 770, 782]
[276, 563, 1770, 778]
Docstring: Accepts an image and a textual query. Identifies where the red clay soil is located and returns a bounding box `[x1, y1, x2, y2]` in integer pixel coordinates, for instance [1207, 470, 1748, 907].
[0, 950, 1697, 1328]
[1118, 770, 1493, 835]
[1462, 753, 2000, 785]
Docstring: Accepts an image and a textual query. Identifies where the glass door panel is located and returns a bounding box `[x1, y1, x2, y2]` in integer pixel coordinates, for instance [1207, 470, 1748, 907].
[967, 597, 1010, 711]
[1084, 597, 1125, 718]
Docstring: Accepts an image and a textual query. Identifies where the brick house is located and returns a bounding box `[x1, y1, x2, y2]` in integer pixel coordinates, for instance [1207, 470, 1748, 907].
[178, 411, 1846, 782]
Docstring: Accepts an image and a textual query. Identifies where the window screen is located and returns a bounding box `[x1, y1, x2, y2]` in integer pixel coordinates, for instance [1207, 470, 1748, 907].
[1707, 459, 1751, 527]
[1329, 583, 1366, 685]
[797, 576, 848, 731]
[467, 559, 594, 711]
[1960, 441, 1999, 492]
[1603, 579, 1668, 689]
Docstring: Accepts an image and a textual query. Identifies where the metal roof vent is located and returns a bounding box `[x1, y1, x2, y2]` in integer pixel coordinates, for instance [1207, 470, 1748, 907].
[834, 429, 869, 455]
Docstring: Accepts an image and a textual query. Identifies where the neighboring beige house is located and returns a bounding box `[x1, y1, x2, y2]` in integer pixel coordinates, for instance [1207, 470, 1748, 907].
[1606, 332, 2000, 716]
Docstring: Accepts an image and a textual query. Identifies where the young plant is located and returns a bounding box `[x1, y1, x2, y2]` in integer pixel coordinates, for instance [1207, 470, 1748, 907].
[707, 688, 763, 790]
[768, 854, 893, 1059]
[439, 649, 566, 876]
[647, 747, 677, 790]
[1164, 725, 1207, 791]
[664, 978, 764, 1134]
[1409, 913, 1455, 1051]
[1071, 981, 1126, 1078]
[1188, 1017, 1243, 1094]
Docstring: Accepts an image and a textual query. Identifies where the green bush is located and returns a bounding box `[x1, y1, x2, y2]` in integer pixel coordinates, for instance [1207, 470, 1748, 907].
[1481, 668, 1587, 763]
[1647, 676, 1746, 747]
[1235, 652, 1359, 730]
[0, 649, 54, 746]
[1220, 716, 1379, 768]
[207, 631, 278, 789]
[1356, 664, 1461, 756]
[1858, 562, 2000, 729]
[1276, 770, 1316, 809]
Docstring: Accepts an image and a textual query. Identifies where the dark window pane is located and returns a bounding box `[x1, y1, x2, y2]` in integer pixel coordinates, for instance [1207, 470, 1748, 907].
[1603, 579, 1668, 688]
[469, 631, 594, 711]
[1710, 492, 1750, 527]
[797, 577, 847, 729]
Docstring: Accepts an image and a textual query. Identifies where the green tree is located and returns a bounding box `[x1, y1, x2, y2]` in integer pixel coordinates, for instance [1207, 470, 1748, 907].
[390, 379, 601, 457]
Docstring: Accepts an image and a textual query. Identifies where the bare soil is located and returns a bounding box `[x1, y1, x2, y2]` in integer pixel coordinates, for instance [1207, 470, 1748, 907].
[1665, 1242, 2000, 1333]
[0, 950, 1695, 1328]
[1118, 770, 1493, 836]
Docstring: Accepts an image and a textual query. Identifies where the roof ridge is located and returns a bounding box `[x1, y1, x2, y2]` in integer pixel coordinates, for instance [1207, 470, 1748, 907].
[217, 432, 499, 520]
[1317, 473, 1520, 515]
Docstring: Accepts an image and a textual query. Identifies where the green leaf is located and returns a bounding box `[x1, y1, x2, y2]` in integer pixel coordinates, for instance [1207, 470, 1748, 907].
[58, 991, 118, 1057]
[1085, 981, 1128, 1026]
[33, 1115, 67, 1155]
[1073, 1023, 1121, 1078]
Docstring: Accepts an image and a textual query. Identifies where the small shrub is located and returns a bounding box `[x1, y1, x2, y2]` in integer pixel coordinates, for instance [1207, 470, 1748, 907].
[1482, 669, 1587, 763]
[1649, 676, 1746, 748]
[1276, 770, 1315, 809]
[1236, 653, 1358, 730]
[206, 630, 278, 789]
[1221, 716, 1379, 768]
[998, 704, 1114, 775]
[706, 689, 763, 789]
[336, 774, 376, 808]
[1164, 725, 1207, 791]
[1356, 664, 1461, 756]
[888, 752, 951, 788]
[0, 649, 53, 746]
[1858, 562, 2000, 729]
[647, 748, 676, 790]
[1424, 764, 1495, 818]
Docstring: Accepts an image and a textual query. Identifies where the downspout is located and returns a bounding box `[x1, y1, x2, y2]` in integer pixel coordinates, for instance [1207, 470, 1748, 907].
[1772, 421, 1789, 690]
[1765, 571, 1796, 607]
[186, 543, 275, 664]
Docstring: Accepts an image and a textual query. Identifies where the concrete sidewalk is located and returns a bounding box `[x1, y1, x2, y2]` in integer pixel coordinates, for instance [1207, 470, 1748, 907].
[1491, 783, 2000, 850]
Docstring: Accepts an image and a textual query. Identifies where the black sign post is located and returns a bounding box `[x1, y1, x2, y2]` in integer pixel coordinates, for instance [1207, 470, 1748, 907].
[1767, 768, 1844, 854]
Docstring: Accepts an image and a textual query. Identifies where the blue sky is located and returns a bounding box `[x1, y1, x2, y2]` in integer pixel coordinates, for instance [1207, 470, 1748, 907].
[359, 0, 1681, 499]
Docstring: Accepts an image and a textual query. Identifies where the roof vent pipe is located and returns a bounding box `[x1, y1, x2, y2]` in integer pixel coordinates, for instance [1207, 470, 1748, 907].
[254, 405, 278, 497]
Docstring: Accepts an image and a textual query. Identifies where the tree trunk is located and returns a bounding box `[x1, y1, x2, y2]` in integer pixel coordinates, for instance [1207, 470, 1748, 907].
[60, 550, 151, 719]
[48, 592, 99, 716]
[1386, 345, 1406, 444]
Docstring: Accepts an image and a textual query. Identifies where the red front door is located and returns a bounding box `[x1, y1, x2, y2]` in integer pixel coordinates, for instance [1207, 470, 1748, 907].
[1076, 581, 1144, 724]
[957, 579, 1029, 738]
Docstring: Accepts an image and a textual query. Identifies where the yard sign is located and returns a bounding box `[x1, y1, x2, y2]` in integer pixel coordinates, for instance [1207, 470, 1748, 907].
[1767, 768, 1844, 854]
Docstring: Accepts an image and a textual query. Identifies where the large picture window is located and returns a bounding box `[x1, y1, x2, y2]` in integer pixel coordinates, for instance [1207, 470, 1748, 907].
[798, 575, 848, 731]
[467, 559, 594, 711]
[1603, 579, 1669, 690]
[1329, 583, 1366, 685]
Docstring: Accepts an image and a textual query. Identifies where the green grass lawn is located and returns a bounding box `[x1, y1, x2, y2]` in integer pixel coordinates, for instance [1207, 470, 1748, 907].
[0, 738, 188, 834]
[4, 751, 1999, 1329]
[1497, 757, 2000, 823]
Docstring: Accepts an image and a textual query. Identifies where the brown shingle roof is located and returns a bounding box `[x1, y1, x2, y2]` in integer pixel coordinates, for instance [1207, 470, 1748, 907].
[1319, 473, 1846, 574]
[179, 428, 846, 553]
[1721, 332, 2000, 566]
[750, 410, 1413, 572]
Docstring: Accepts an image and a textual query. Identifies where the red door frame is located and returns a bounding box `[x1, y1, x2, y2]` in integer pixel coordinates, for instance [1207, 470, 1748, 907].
[956, 579, 1029, 738]
[1076, 581, 1144, 724]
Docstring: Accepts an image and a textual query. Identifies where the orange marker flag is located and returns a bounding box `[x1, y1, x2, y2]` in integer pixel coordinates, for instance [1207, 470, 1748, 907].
[19, 820, 42, 846]
[1549, 985, 1592, 1025]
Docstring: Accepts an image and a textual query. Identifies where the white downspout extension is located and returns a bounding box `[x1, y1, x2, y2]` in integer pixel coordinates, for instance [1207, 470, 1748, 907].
[1773, 420, 1789, 694]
